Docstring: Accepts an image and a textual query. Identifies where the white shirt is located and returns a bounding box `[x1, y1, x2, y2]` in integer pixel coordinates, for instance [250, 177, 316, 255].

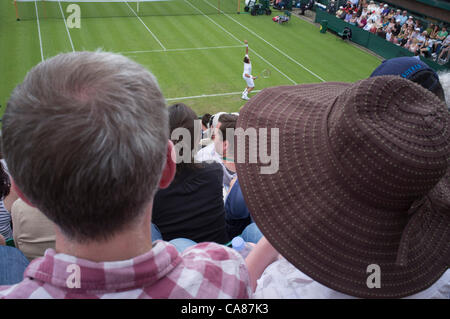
[253, 258, 450, 299]
[243, 62, 252, 77]
[194, 143, 235, 189]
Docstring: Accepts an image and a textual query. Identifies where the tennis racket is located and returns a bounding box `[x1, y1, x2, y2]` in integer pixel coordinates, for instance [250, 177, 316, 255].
[256, 69, 271, 79]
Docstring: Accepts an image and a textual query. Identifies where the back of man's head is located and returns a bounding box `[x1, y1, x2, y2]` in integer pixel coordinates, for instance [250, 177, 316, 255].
[2, 51, 169, 243]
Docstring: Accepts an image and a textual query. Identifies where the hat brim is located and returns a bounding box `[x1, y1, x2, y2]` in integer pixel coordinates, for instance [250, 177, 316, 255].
[235, 77, 450, 298]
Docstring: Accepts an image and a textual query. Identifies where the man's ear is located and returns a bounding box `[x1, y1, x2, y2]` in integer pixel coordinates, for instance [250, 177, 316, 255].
[159, 140, 176, 189]
[11, 179, 36, 208]
[222, 140, 229, 156]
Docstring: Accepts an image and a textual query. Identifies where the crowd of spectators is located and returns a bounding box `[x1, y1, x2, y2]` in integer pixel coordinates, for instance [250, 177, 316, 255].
[0, 50, 449, 299]
[328, 0, 449, 63]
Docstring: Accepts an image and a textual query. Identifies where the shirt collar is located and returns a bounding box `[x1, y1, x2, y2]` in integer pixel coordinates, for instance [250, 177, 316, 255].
[24, 241, 182, 292]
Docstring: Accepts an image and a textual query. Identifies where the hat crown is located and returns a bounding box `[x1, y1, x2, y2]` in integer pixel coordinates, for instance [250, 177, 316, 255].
[326, 76, 449, 210]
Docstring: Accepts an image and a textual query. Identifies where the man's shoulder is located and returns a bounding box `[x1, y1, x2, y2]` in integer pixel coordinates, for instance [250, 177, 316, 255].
[166, 242, 251, 298]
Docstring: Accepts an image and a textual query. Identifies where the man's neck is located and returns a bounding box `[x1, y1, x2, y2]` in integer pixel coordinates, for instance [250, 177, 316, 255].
[55, 211, 153, 262]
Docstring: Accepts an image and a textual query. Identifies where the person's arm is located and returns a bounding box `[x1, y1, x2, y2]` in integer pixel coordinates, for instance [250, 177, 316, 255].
[0, 234, 5, 246]
[244, 39, 248, 56]
[245, 236, 280, 292]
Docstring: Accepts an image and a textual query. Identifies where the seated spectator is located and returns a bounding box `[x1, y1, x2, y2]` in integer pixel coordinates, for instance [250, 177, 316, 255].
[0, 239, 29, 285]
[327, 0, 337, 14]
[195, 112, 236, 190]
[0, 52, 250, 298]
[406, 38, 420, 55]
[236, 76, 450, 298]
[344, 11, 353, 23]
[433, 32, 449, 56]
[11, 199, 56, 261]
[385, 29, 393, 42]
[429, 23, 439, 39]
[336, 6, 346, 19]
[363, 18, 375, 32]
[394, 9, 402, 22]
[152, 103, 229, 244]
[357, 15, 367, 28]
[405, 16, 414, 27]
[392, 21, 401, 37]
[224, 177, 252, 240]
[414, 20, 423, 32]
[381, 4, 390, 16]
[399, 10, 408, 26]
[435, 26, 448, 44]
[370, 56, 446, 103]
[367, 0, 376, 12]
[436, 41, 450, 65]
[211, 113, 239, 192]
[384, 17, 395, 32]
[419, 35, 433, 58]
[349, 12, 358, 25]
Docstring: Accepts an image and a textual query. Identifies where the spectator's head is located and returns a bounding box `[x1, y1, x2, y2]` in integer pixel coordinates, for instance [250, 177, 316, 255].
[213, 114, 238, 159]
[168, 103, 200, 173]
[2, 51, 175, 243]
[402, 10, 407, 16]
[236, 75, 450, 298]
[201, 113, 212, 131]
[0, 163, 10, 201]
[370, 56, 445, 102]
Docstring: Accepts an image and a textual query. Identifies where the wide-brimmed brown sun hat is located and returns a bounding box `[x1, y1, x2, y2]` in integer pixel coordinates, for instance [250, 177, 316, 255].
[235, 75, 450, 298]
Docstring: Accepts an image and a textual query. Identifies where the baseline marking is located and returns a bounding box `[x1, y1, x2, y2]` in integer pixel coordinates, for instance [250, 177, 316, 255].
[58, 1, 76, 52]
[166, 90, 262, 101]
[202, 0, 325, 82]
[35, 0, 44, 61]
[124, 2, 166, 51]
[184, 0, 296, 85]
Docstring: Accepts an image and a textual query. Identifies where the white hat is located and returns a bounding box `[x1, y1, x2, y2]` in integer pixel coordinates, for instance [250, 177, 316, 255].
[384, 4, 388, 7]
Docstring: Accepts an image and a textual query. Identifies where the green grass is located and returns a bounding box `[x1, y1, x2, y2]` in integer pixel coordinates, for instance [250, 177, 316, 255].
[0, 0, 382, 117]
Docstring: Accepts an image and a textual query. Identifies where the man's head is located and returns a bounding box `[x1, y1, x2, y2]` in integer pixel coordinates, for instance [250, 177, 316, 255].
[2, 51, 174, 243]
[370, 56, 445, 102]
[243, 55, 250, 64]
[213, 114, 238, 158]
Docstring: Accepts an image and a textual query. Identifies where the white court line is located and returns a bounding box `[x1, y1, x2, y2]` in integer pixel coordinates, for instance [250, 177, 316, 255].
[184, 0, 296, 85]
[202, 0, 325, 82]
[124, 2, 166, 51]
[35, 0, 44, 61]
[121, 45, 245, 55]
[58, 1, 75, 52]
[166, 90, 262, 101]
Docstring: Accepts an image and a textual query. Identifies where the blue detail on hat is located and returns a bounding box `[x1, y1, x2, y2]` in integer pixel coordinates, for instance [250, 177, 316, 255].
[401, 64, 422, 78]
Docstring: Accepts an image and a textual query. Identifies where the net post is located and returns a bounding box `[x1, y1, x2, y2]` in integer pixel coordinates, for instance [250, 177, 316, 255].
[14, 0, 20, 21]
[237, 0, 241, 14]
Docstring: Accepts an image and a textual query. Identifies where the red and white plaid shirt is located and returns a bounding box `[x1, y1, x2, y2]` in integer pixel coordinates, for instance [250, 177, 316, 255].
[0, 241, 251, 299]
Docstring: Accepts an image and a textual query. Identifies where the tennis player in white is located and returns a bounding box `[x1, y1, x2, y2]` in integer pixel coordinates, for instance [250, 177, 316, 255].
[242, 40, 257, 100]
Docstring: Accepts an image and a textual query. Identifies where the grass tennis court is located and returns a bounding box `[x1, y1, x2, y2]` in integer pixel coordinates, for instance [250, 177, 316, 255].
[0, 0, 382, 117]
